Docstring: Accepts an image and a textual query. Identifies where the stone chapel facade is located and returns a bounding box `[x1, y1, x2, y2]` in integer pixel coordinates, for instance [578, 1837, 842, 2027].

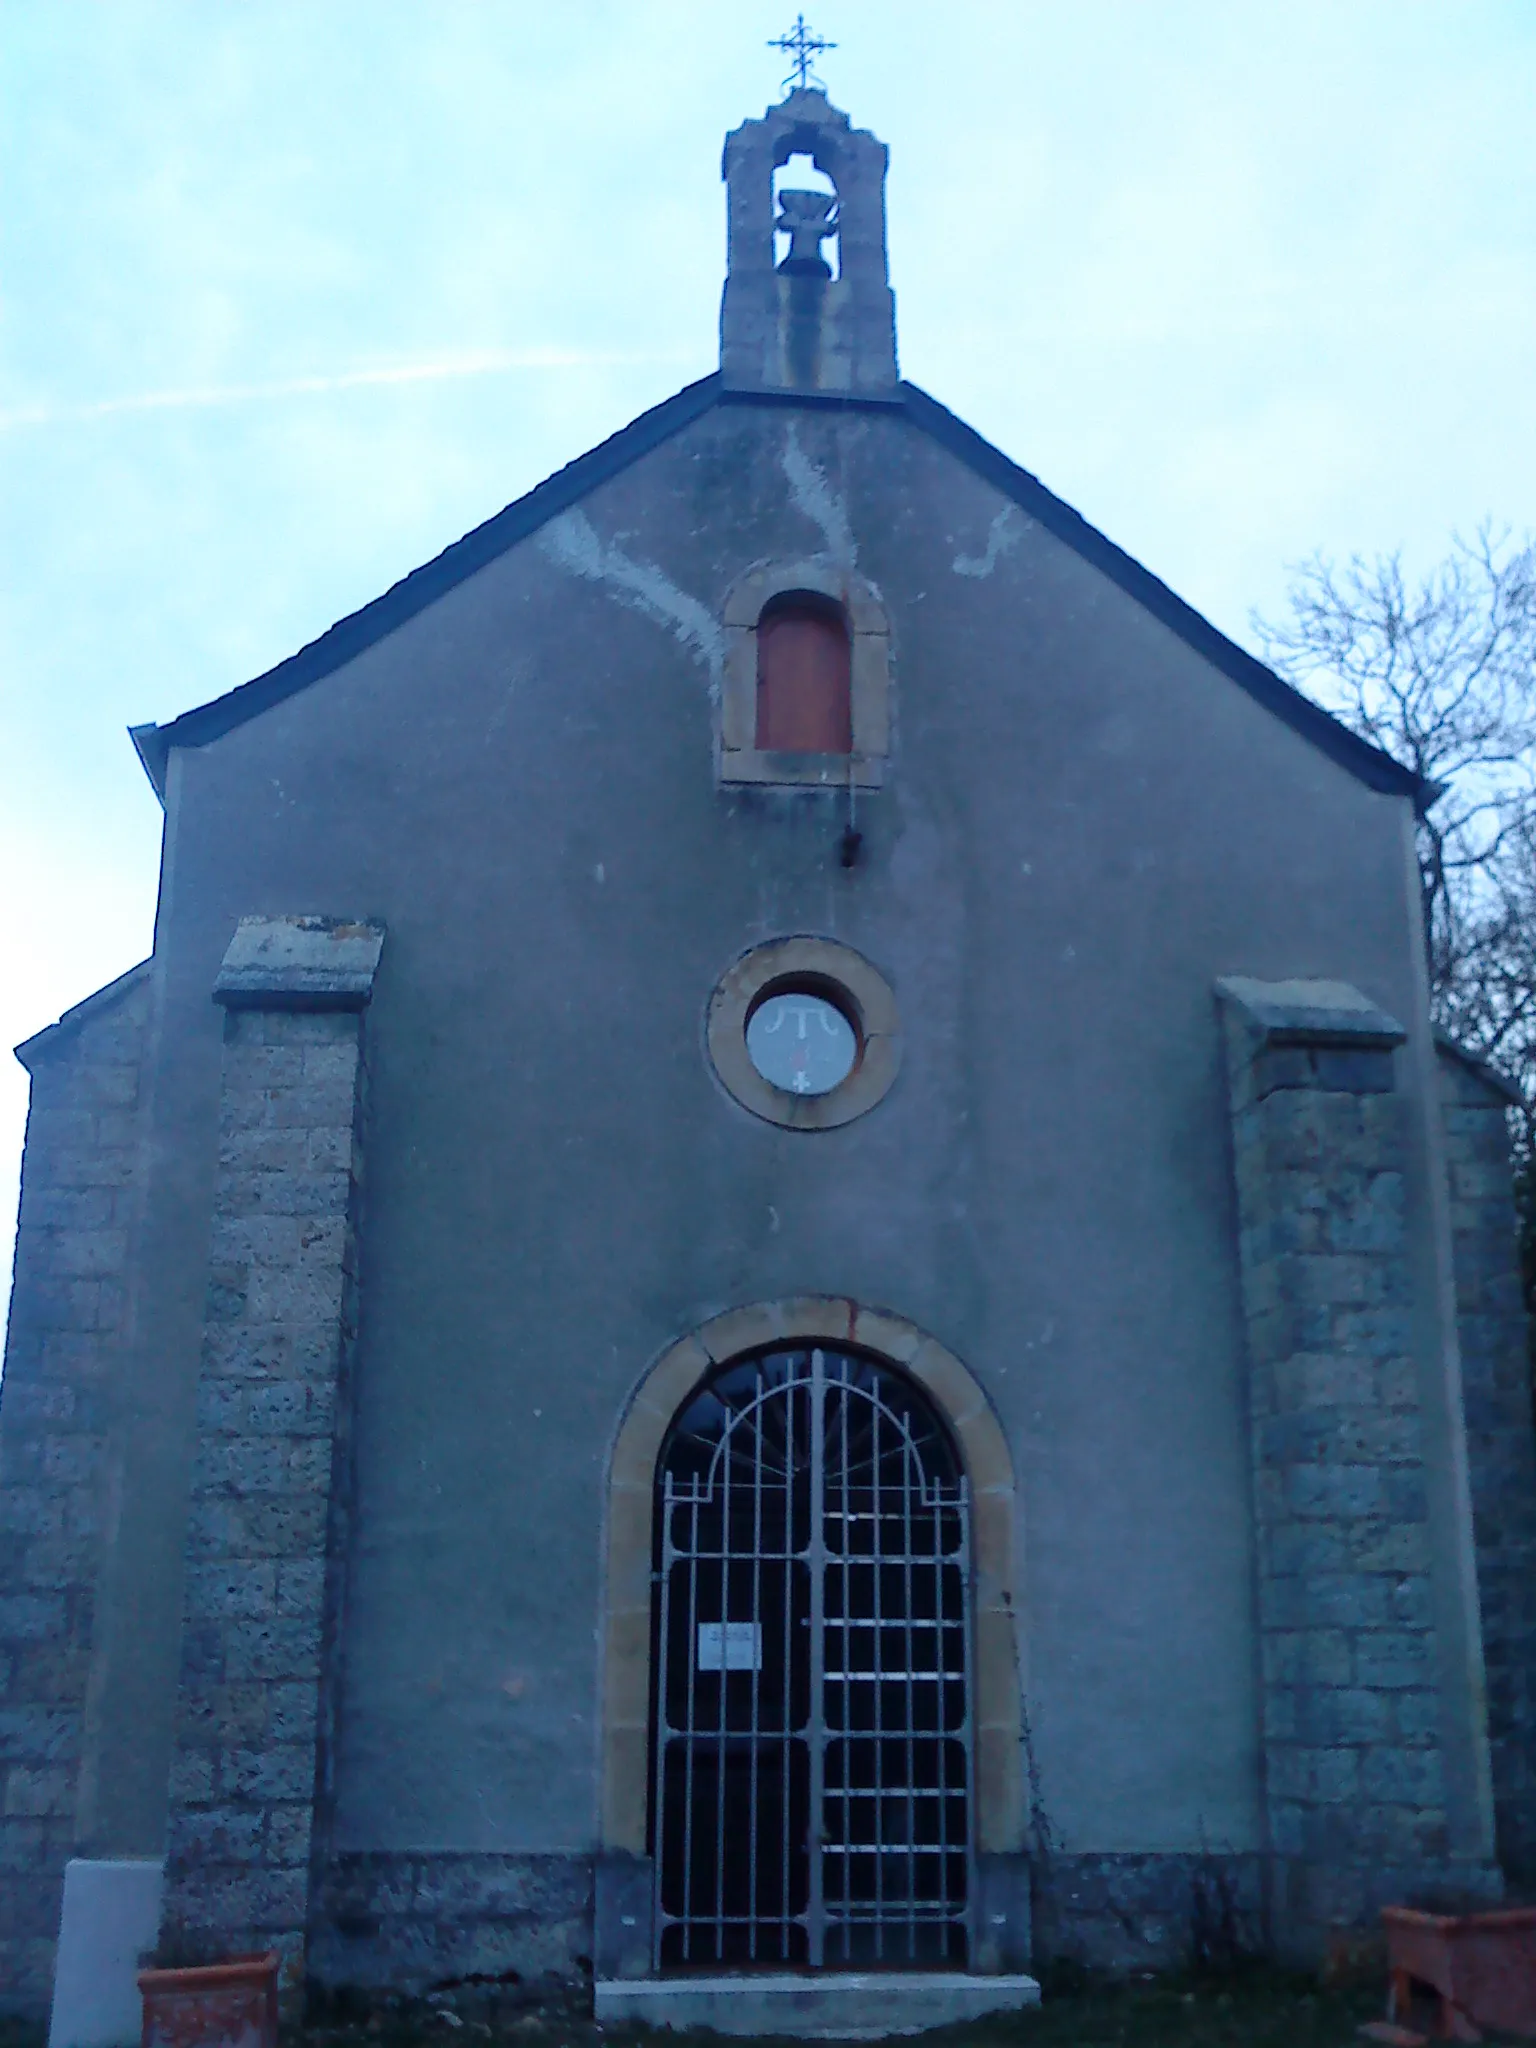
[4, 86, 1536, 2025]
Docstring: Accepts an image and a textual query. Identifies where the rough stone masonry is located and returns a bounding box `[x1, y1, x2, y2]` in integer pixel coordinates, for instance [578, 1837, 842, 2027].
[0, 967, 151, 2011]
[1437, 1041, 1536, 1884]
[1218, 976, 1504, 1954]
[157, 918, 382, 1996]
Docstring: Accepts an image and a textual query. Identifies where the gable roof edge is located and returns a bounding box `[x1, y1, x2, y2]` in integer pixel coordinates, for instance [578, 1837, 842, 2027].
[896, 381, 1427, 806]
[130, 371, 725, 800]
[1433, 1028, 1525, 1108]
[16, 960, 153, 1072]
[125, 368, 1426, 814]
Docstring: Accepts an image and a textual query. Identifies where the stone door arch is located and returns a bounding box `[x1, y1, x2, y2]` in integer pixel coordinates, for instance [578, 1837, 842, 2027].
[600, 1299, 1024, 1900]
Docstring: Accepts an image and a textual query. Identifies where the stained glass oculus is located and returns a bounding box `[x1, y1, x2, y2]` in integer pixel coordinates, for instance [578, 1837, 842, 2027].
[746, 989, 858, 1096]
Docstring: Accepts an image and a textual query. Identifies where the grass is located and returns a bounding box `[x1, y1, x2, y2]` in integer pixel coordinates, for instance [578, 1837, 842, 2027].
[288, 1962, 1477, 2048]
[8, 1961, 1531, 2048]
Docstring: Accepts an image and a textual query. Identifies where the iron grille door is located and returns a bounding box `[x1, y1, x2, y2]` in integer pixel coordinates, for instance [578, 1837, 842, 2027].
[652, 1345, 973, 1970]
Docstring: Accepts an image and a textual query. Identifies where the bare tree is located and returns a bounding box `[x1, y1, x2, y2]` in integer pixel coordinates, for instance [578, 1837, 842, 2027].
[1253, 525, 1536, 1119]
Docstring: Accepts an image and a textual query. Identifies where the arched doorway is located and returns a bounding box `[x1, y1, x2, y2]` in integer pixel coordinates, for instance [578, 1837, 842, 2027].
[650, 1344, 972, 1971]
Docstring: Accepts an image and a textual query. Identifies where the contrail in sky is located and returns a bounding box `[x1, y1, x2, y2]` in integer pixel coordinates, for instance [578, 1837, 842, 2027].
[0, 348, 692, 430]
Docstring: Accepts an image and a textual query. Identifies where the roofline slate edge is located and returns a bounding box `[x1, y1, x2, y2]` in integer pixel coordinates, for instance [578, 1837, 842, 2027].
[15, 961, 153, 1071]
[126, 374, 1426, 809]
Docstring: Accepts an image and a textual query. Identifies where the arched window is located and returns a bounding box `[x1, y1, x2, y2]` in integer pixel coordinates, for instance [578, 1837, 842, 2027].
[755, 592, 852, 755]
[717, 562, 890, 788]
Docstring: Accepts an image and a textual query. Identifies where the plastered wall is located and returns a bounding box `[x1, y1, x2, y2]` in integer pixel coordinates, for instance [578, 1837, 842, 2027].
[28, 400, 1454, 1955]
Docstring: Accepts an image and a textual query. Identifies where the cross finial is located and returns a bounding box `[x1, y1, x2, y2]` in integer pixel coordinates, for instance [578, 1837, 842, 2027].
[768, 13, 836, 95]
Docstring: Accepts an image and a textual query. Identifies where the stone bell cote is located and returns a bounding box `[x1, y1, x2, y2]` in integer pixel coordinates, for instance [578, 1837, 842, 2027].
[719, 88, 899, 400]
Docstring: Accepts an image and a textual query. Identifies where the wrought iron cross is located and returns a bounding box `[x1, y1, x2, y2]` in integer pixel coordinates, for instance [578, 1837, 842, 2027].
[769, 13, 836, 94]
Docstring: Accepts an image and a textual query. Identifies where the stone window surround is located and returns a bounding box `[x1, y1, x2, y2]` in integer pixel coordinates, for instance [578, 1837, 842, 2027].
[718, 561, 890, 788]
[707, 935, 900, 1132]
[599, 1297, 1024, 1862]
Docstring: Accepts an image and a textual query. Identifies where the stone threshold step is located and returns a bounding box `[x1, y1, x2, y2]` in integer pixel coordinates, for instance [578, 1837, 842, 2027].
[594, 1972, 1042, 2038]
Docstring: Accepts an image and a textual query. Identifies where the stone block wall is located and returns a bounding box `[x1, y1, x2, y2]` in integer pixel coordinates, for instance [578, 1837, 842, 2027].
[1030, 1851, 1266, 1975]
[159, 918, 381, 2000]
[308, 1851, 593, 2002]
[0, 964, 151, 2015]
[1436, 1042, 1536, 1884]
[1218, 979, 1501, 1958]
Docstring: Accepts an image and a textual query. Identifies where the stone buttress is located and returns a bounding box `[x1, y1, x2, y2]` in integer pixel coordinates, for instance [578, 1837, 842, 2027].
[1217, 976, 1503, 1954]
[157, 917, 383, 1995]
[1435, 1038, 1536, 1883]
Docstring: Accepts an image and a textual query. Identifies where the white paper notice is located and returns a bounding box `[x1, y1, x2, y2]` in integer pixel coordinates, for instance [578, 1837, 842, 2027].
[697, 1621, 761, 1671]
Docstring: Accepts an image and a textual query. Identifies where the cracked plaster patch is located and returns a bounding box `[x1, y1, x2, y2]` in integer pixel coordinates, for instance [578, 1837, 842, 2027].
[781, 422, 856, 566]
[953, 505, 1024, 579]
[538, 509, 726, 697]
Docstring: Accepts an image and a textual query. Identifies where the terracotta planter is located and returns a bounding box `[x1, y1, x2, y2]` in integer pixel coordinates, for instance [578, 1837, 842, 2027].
[1383, 1904, 1536, 2041]
[138, 1953, 279, 2048]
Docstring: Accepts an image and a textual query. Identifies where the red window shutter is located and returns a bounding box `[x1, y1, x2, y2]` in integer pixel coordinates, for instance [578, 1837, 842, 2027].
[756, 601, 852, 753]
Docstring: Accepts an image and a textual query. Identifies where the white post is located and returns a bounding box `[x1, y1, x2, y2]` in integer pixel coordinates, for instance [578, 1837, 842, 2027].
[48, 1859, 164, 2048]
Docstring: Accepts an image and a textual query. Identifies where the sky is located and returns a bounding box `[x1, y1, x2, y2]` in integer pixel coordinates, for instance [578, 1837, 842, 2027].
[2, 0, 1534, 1328]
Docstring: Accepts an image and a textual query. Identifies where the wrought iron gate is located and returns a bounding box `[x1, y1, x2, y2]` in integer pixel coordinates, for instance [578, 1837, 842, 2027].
[651, 1345, 973, 1970]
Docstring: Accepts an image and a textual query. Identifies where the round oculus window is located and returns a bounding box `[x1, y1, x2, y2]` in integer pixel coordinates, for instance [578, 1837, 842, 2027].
[706, 937, 900, 1131]
[746, 988, 858, 1096]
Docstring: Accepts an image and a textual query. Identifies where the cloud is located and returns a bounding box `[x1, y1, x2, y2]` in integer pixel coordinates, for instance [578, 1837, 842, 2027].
[0, 348, 691, 432]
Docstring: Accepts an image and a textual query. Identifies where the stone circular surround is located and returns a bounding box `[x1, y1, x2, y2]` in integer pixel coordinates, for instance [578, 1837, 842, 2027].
[706, 935, 900, 1130]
